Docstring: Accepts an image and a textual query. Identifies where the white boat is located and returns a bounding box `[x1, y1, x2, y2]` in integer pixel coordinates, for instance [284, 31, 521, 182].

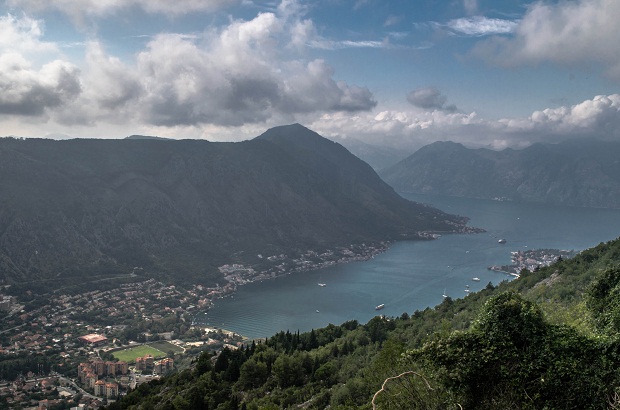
[442, 288, 448, 298]
[472, 277, 480, 282]
[375, 304, 385, 310]
[318, 283, 326, 287]
[498, 239, 507, 244]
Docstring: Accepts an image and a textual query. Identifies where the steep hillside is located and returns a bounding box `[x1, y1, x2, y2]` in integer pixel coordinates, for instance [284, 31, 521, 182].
[380, 139, 620, 208]
[329, 136, 409, 170]
[0, 125, 467, 289]
[107, 236, 620, 409]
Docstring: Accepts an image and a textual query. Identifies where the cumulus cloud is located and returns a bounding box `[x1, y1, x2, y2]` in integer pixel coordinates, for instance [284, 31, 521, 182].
[472, 0, 620, 80]
[0, 13, 57, 54]
[51, 42, 144, 126]
[0, 53, 81, 116]
[309, 107, 482, 152]
[42, 6, 375, 128]
[310, 94, 620, 152]
[407, 87, 457, 112]
[0, 14, 80, 117]
[500, 94, 620, 137]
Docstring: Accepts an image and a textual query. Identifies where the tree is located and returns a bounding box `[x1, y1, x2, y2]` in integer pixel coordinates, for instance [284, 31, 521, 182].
[586, 266, 620, 333]
[272, 355, 304, 388]
[406, 292, 615, 409]
[237, 358, 268, 389]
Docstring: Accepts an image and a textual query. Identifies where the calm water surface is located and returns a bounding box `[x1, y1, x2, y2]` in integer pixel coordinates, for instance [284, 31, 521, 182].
[198, 194, 620, 339]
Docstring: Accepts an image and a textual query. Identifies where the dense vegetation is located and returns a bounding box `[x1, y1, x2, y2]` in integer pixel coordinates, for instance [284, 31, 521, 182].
[107, 236, 620, 409]
[0, 124, 466, 291]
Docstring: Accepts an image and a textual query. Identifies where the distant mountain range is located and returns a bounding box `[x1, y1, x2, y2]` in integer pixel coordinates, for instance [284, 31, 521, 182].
[329, 137, 409, 170]
[0, 124, 467, 289]
[380, 139, 620, 209]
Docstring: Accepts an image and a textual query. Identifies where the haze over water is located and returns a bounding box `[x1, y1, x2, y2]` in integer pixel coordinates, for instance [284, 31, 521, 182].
[199, 194, 620, 339]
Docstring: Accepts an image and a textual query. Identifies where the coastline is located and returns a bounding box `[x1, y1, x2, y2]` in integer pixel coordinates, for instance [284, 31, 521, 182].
[192, 225, 482, 327]
[487, 248, 577, 277]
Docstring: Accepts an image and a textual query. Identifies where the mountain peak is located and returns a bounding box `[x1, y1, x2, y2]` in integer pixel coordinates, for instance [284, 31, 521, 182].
[255, 123, 348, 165]
[125, 135, 173, 140]
[256, 123, 324, 143]
[422, 140, 466, 151]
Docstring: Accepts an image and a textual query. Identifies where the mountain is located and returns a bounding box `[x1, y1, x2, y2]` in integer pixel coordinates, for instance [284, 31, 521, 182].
[125, 135, 173, 140]
[380, 139, 620, 208]
[0, 124, 467, 289]
[329, 136, 410, 170]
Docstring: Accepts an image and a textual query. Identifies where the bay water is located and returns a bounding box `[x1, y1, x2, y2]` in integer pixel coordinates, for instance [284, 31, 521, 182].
[198, 194, 620, 339]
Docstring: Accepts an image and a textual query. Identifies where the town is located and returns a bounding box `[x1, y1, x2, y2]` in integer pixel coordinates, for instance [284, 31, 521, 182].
[0, 277, 245, 409]
[0, 243, 389, 409]
[488, 248, 577, 277]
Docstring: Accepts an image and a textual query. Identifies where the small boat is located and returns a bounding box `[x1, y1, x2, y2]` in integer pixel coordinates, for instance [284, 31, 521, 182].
[316, 309, 320, 313]
[318, 283, 326, 287]
[375, 304, 385, 310]
[472, 277, 480, 282]
[498, 239, 507, 244]
[442, 288, 448, 298]
[464, 289, 470, 293]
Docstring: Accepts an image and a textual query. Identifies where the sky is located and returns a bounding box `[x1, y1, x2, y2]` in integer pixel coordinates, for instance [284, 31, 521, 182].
[0, 0, 619, 151]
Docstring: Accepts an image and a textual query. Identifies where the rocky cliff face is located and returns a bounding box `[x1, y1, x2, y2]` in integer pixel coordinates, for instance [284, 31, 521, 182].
[380, 139, 620, 209]
[0, 124, 466, 288]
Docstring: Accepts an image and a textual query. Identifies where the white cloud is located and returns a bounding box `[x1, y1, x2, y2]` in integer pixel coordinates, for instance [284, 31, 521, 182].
[7, 0, 241, 19]
[309, 108, 482, 152]
[52, 42, 143, 126]
[463, 0, 478, 15]
[472, 0, 620, 80]
[308, 37, 387, 50]
[0, 13, 56, 54]
[501, 94, 620, 136]
[445, 16, 518, 36]
[310, 94, 620, 152]
[0, 1, 376, 132]
[384, 15, 402, 27]
[288, 18, 315, 50]
[0, 52, 81, 116]
[0, 14, 80, 117]
[407, 87, 457, 112]
[41, 7, 376, 129]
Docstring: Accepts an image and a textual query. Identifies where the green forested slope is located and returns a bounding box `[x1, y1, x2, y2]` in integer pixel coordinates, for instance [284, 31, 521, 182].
[0, 124, 465, 290]
[107, 237, 620, 410]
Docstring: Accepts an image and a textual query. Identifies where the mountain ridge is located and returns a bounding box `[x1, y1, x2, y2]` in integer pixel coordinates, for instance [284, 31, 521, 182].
[0, 125, 468, 289]
[380, 138, 620, 208]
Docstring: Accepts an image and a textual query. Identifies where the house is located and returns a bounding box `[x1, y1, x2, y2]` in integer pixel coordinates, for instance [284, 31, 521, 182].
[77, 334, 108, 347]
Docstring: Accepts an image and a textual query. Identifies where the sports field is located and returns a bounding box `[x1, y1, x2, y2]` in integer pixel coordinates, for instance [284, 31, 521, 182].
[111, 345, 166, 363]
[149, 341, 184, 354]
